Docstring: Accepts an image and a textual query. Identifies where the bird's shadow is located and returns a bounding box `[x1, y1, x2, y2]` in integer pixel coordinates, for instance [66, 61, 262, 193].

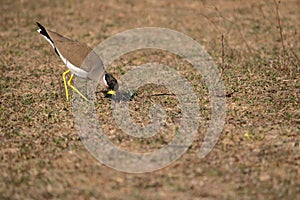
[96, 90, 175, 102]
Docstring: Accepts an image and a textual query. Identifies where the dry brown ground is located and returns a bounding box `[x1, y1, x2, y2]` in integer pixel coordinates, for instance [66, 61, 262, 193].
[1, 0, 299, 199]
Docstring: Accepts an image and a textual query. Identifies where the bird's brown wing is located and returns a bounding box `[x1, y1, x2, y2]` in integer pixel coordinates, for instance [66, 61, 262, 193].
[47, 30, 105, 81]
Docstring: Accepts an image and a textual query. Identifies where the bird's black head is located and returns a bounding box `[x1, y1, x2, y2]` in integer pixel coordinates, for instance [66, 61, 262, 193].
[104, 73, 118, 94]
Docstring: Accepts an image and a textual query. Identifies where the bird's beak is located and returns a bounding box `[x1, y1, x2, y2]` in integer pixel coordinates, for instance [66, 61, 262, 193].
[107, 90, 116, 95]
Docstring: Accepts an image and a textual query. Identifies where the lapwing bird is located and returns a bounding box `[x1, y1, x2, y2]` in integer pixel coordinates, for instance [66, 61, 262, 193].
[36, 22, 118, 101]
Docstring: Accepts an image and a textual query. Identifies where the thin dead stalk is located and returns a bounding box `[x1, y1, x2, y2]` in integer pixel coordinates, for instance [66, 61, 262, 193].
[221, 34, 225, 71]
[274, 0, 286, 66]
[214, 6, 254, 57]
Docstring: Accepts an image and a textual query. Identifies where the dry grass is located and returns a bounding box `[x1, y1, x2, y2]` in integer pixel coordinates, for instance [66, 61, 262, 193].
[1, 0, 299, 199]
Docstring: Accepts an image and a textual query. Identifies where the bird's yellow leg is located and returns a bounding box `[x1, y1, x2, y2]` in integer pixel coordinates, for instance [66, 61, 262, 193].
[67, 74, 88, 101]
[62, 69, 71, 101]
